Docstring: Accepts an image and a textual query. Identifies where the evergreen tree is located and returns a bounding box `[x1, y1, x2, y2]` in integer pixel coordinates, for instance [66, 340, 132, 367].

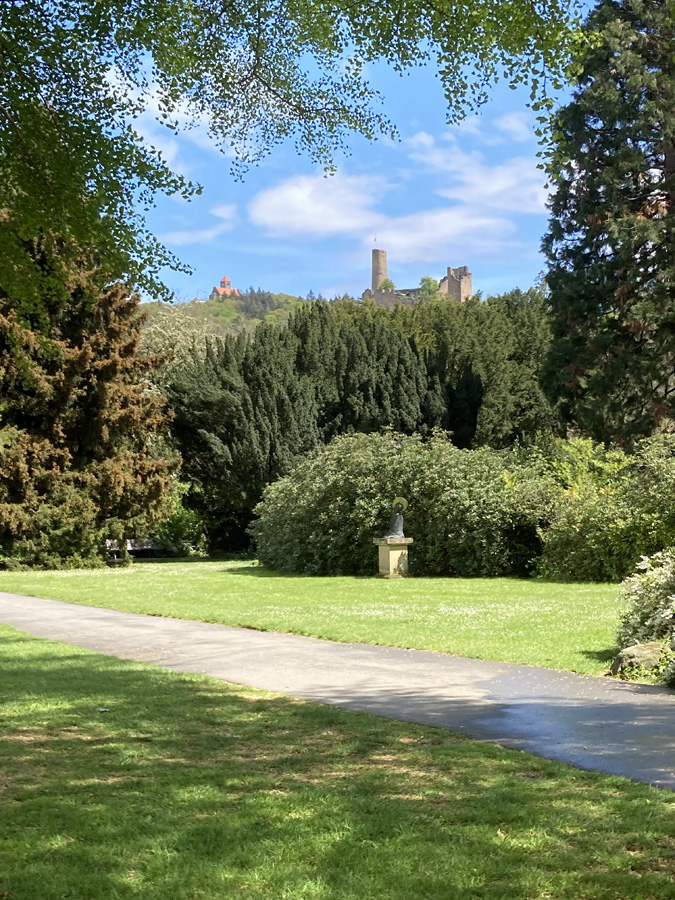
[543, 0, 675, 444]
[325, 301, 427, 437]
[292, 300, 341, 438]
[398, 293, 553, 447]
[167, 322, 322, 548]
[0, 233, 176, 567]
[167, 335, 253, 546]
[241, 322, 319, 484]
[166, 292, 553, 545]
[486, 288, 554, 443]
[239, 288, 283, 319]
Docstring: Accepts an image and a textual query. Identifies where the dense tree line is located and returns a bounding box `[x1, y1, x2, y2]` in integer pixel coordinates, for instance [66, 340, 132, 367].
[167, 290, 553, 546]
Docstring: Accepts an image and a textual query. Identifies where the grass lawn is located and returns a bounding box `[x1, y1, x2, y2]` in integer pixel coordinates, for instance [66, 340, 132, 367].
[2, 623, 675, 900]
[0, 560, 621, 674]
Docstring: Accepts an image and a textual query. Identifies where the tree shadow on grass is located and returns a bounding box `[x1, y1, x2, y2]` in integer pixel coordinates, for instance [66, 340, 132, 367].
[580, 647, 618, 664]
[221, 564, 374, 579]
[2, 630, 675, 900]
[134, 554, 254, 567]
[218, 563, 288, 577]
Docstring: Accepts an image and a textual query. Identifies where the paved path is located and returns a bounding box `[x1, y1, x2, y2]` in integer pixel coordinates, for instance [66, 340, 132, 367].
[2, 591, 675, 789]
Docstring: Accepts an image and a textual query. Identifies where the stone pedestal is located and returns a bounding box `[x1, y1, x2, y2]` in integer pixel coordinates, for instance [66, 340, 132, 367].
[373, 537, 414, 578]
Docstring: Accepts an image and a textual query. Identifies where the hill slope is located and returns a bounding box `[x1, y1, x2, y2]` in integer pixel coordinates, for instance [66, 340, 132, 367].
[143, 290, 306, 338]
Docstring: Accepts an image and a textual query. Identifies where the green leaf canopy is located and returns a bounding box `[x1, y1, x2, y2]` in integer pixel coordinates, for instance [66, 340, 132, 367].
[0, 0, 578, 297]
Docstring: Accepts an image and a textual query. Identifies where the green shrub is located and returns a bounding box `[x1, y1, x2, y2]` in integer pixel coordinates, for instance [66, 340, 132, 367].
[662, 656, 675, 687]
[250, 431, 557, 576]
[538, 485, 644, 582]
[539, 436, 675, 581]
[151, 482, 208, 556]
[252, 432, 675, 581]
[617, 550, 675, 651]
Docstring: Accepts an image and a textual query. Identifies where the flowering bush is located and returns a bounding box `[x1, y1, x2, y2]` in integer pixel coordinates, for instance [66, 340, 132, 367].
[617, 550, 675, 651]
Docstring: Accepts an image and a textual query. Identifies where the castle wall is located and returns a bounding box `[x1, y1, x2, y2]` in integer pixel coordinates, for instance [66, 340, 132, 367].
[439, 266, 473, 302]
[365, 289, 420, 310]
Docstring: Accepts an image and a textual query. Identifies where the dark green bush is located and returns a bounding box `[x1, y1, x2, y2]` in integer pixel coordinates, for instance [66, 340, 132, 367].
[252, 432, 675, 581]
[250, 431, 557, 576]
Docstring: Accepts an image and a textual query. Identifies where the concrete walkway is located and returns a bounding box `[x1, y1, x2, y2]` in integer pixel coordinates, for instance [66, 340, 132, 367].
[2, 591, 675, 789]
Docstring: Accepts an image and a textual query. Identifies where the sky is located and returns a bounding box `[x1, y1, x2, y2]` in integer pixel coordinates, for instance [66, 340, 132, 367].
[140, 63, 556, 302]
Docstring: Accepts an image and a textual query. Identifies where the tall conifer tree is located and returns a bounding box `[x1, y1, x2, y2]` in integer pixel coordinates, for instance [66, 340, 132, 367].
[0, 231, 176, 566]
[544, 0, 675, 444]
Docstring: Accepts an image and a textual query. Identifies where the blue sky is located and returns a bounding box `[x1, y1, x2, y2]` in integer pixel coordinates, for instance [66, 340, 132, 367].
[140, 63, 555, 301]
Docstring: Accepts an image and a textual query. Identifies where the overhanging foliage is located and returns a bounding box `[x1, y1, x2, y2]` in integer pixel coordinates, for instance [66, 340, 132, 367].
[0, 0, 580, 298]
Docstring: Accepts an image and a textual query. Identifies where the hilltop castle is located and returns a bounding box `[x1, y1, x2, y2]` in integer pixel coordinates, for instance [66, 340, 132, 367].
[361, 249, 473, 308]
[209, 275, 241, 300]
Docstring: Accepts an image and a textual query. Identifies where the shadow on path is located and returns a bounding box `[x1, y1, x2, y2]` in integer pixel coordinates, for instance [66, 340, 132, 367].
[1, 591, 674, 791]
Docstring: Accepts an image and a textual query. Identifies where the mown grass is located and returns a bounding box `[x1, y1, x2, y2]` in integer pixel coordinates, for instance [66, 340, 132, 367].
[0, 560, 621, 674]
[2, 623, 675, 900]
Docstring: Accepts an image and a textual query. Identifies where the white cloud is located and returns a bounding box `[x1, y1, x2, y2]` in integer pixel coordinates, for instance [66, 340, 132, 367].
[143, 132, 181, 168]
[129, 79, 234, 180]
[495, 112, 535, 143]
[249, 169, 521, 265]
[406, 132, 547, 213]
[159, 203, 238, 246]
[406, 131, 458, 171]
[159, 225, 225, 246]
[210, 203, 238, 225]
[362, 207, 517, 264]
[455, 116, 483, 136]
[446, 111, 536, 145]
[139, 85, 221, 154]
[134, 116, 196, 179]
[438, 157, 547, 214]
[248, 172, 387, 237]
[246, 133, 546, 268]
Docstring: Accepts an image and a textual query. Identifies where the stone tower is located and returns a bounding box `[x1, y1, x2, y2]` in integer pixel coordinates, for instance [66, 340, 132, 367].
[372, 249, 388, 292]
[439, 266, 473, 302]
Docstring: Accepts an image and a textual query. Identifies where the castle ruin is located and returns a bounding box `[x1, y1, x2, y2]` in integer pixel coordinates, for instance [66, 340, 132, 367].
[362, 249, 473, 308]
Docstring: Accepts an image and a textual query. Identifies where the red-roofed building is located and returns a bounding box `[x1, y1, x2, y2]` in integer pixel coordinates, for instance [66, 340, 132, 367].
[209, 275, 241, 299]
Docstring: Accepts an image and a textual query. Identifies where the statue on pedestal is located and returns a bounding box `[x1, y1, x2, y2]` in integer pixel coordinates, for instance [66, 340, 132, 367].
[384, 497, 408, 539]
[374, 497, 412, 577]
